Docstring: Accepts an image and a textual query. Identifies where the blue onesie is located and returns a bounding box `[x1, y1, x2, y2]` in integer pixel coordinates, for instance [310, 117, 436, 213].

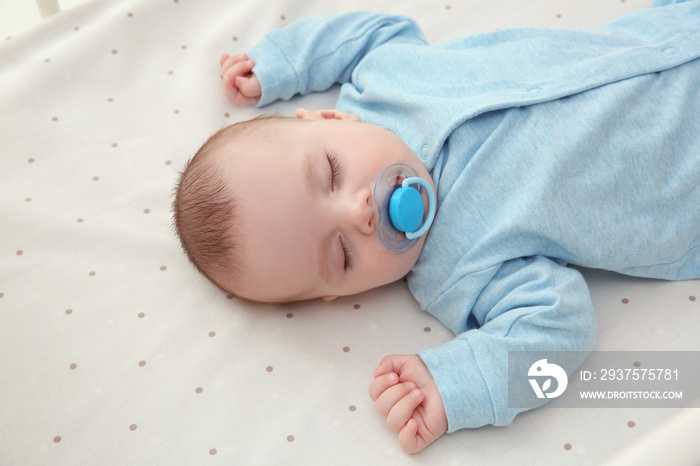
[247, 1, 700, 432]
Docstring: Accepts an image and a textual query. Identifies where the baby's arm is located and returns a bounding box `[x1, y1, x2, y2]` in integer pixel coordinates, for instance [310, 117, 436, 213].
[237, 12, 427, 107]
[419, 256, 597, 430]
[371, 256, 597, 453]
[369, 354, 448, 454]
[220, 53, 261, 105]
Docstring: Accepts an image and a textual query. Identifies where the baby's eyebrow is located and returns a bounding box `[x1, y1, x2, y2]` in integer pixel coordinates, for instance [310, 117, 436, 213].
[303, 150, 331, 284]
[318, 247, 332, 284]
[303, 150, 318, 200]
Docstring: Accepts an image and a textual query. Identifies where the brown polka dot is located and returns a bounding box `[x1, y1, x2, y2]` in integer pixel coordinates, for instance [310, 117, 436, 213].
[53, 436, 61, 443]
[690, 296, 696, 302]
[44, 58, 50, 63]
[74, 26, 79, 31]
[226, 294, 234, 300]
[628, 421, 636, 428]
[556, 13, 562, 19]
[129, 424, 137, 431]
[266, 366, 273, 372]
[564, 443, 572, 451]
[232, 36, 238, 41]
[224, 113, 230, 118]
[52, 116, 58, 121]
[181, 45, 187, 50]
[25, 198, 31, 202]
[16, 250, 23, 256]
[342, 346, 350, 353]
[622, 298, 629, 304]
[143, 209, 150, 214]
[92, 176, 99, 181]
[165, 160, 172, 165]
[5, 36, 11, 41]
[353, 304, 361, 310]
[65, 309, 72, 315]
[77, 218, 84, 223]
[127, 12, 133, 17]
[112, 143, 118, 148]
[167, 70, 173, 75]
[174, 109, 180, 114]
[280, 15, 286, 20]
[28, 158, 35, 163]
[138, 360, 146, 367]
[287, 435, 294, 442]
[160, 265, 167, 271]
[634, 361, 641, 367]
[0, 292, 4, 298]
[89, 271, 96, 276]
[112, 49, 118, 54]
[195, 387, 203, 394]
[286, 313, 293, 318]
[446, 5, 451, 9]
[209, 449, 217, 455]
[69, 363, 77, 370]
[138, 312, 145, 318]
[424, 327, 431, 332]
[349, 405, 356, 411]
[107, 98, 113, 103]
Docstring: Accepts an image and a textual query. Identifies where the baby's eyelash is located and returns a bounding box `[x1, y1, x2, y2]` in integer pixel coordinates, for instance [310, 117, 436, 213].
[340, 237, 354, 271]
[327, 151, 340, 191]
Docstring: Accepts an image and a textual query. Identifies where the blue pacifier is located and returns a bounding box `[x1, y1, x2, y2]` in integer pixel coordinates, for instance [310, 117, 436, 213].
[374, 163, 436, 254]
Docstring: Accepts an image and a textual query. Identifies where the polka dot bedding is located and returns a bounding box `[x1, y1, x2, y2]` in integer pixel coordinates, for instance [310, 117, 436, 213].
[0, 0, 697, 464]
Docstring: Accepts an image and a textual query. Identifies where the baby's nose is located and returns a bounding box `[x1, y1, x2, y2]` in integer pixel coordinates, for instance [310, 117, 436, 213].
[348, 189, 377, 236]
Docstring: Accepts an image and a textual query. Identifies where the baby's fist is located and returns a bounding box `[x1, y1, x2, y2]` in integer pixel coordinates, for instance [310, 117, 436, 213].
[220, 53, 261, 105]
[369, 354, 448, 454]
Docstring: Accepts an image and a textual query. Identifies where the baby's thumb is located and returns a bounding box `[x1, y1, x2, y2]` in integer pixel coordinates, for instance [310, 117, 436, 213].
[235, 76, 261, 98]
[398, 419, 423, 454]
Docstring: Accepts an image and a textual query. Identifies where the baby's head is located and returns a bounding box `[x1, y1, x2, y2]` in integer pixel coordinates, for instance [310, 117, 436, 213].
[173, 109, 435, 303]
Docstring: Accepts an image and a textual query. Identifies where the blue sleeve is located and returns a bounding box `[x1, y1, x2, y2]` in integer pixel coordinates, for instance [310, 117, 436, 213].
[418, 257, 597, 432]
[245, 12, 428, 107]
[653, 0, 696, 6]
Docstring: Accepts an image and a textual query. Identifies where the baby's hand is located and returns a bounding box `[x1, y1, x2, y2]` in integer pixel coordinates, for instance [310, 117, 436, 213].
[369, 354, 448, 454]
[220, 53, 261, 105]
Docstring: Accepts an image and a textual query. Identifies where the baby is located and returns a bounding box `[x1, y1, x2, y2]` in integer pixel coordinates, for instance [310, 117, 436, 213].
[173, 1, 700, 454]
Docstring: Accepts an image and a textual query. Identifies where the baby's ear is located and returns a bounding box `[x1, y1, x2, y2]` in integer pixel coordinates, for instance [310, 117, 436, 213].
[295, 108, 360, 122]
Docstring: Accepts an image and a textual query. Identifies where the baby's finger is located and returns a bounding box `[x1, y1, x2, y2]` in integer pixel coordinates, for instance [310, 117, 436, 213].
[219, 53, 230, 67]
[235, 76, 261, 98]
[221, 53, 248, 74]
[386, 389, 424, 433]
[375, 382, 416, 418]
[368, 372, 399, 401]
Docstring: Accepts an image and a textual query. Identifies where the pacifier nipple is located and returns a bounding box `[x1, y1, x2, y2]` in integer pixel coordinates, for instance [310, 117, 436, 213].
[374, 163, 436, 254]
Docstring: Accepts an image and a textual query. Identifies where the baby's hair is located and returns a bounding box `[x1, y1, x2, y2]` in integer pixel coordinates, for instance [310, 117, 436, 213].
[172, 114, 290, 298]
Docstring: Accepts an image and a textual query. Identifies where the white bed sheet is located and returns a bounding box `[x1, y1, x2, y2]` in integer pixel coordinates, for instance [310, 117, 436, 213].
[1, 0, 699, 464]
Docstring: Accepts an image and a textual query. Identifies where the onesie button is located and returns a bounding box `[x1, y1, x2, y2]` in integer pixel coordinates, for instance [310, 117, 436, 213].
[663, 48, 678, 56]
[420, 145, 429, 159]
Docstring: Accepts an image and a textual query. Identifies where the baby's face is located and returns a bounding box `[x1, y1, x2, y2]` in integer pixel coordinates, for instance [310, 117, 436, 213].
[219, 114, 435, 303]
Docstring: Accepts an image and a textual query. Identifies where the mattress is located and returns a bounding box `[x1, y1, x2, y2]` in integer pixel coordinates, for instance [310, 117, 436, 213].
[1, 0, 699, 464]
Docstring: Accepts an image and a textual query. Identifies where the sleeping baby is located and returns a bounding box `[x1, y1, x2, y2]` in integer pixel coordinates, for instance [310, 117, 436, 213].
[173, 0, 700, 454]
